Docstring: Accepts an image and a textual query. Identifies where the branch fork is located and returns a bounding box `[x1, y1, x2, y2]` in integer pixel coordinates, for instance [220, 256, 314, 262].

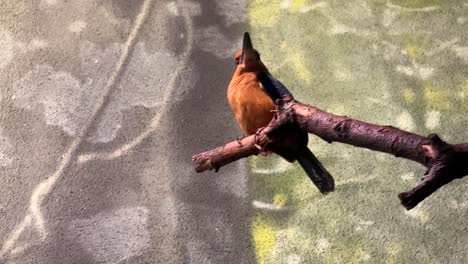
[192, 97, 468, 210]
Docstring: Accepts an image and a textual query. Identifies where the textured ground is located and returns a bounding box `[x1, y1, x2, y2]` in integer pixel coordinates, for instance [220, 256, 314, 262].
[0, 0, 254, 263]
[248, 0, 468, 263]
[1, 0, 467, 264]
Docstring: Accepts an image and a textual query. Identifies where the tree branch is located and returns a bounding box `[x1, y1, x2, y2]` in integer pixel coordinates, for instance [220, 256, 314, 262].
[192, 97, 468, 210]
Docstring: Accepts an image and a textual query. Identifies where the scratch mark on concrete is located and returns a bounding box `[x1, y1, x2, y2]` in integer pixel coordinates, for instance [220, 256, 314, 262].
[0, 0, 154, 259]
[0, 215, 31, 257]
[77, 0, 194, 163]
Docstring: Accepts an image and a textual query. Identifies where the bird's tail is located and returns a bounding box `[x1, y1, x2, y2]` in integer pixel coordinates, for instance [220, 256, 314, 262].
[296, 147, 335, 193]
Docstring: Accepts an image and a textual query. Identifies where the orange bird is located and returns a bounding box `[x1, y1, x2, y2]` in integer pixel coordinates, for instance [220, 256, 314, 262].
[227, 32, 334, 193]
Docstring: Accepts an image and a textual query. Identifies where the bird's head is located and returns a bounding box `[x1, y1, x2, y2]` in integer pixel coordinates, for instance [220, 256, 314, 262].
[233, 32, 268, 74]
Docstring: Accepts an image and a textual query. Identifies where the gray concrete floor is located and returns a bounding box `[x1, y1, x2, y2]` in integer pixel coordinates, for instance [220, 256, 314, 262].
[0, 0, 254, 263]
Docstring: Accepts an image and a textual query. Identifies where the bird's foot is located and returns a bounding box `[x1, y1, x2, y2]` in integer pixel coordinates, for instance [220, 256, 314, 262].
[254, 127, 271, 156]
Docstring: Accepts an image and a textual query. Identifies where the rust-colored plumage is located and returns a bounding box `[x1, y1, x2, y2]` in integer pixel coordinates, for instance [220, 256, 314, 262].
[226, 33, 335, 193]
[227, 67, 275, 135]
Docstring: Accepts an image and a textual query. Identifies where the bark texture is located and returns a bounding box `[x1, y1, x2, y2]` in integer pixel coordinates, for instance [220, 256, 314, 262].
[192, 97, 468, 210]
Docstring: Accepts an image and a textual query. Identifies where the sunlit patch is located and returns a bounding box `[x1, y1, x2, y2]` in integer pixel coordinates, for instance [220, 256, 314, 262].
[457, 17, 467, 25]
[330, 23, 357, 35]
[0, 128, 14, 167]
[385, 242, 402, 264]
[359, 251, 371, 262]
[417, 66, 434, 80]
[27, 39, 47, 50]
[249, 0, 281, 28]
[389, 0, 442, 9]
[402, 88, 416, 103]
[287, 0, 307, 13]
[335, 176, 376, 187]
[448, 199, 468, 209]
[253, 200, 286, 211]
[464, 79, 468, 94]
[247, 0, 466, 261]
[355, 220, 374, 232]
[383, 9, 399, 27]
[404, 206, 429, 223]
[69, 21, 87, 33]
[396, 65, 414, 76]
[315, 238, 331, 254]
[280, 0, 291, 9]
[252, 158, 293, 174]
[396, 111, 415, 131]
[284, 227, 299, 240]
[400, 172, 415, 182]
[396, 64, 434, 80]
[281, 0, 327, 12]
[0, 30, 15, 69]
[424, 86, 449, 110]
[273, 193, 288, 206]
[287, 254, 301, 264]
[387, 2, 440, 13]
[425, 110, 440, 130]
[299, 2, 327, 13]
[166, 1, 179, 16]
[280, 44, 313, 84]
[252, 218, 276, 264]
[334, 66, 353, 81]
[43, 0, 58, 5]
[402, 35, 426, 59]
[353, 247, 371, 262]
[452, 45, 468, 62]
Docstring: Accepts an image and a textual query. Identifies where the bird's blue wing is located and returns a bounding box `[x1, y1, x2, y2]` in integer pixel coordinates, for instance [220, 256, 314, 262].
[256, 72, 293, 102]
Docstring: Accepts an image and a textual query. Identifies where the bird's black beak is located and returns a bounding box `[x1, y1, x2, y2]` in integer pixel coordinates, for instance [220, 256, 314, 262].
[240, 32, 254, 65]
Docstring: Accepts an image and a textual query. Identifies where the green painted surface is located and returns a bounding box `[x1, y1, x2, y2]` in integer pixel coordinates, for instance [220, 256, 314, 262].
[248, 1, 468, 263]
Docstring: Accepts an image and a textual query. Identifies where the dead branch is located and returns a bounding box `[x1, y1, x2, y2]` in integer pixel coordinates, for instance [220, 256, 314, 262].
[192, 96, 468, 210]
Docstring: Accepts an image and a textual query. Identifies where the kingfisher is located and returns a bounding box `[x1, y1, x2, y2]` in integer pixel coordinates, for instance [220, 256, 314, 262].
[227, 32, 334, 193]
